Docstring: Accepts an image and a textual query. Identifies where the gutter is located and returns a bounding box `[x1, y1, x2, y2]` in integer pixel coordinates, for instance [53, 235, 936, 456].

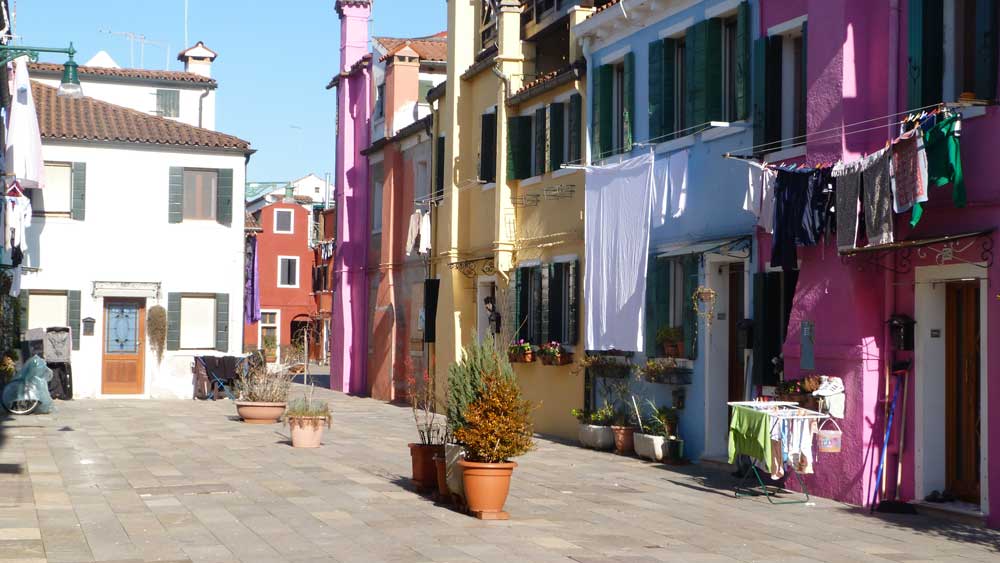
[198, 86, 210, 128]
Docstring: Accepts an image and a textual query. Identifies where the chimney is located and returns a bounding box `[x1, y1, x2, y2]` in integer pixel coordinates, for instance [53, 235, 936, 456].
[177, 41, 218, 78]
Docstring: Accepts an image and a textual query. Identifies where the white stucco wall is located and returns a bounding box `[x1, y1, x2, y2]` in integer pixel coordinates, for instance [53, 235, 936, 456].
[291, 174, 328, 202]
[33, 76, 217, 130]
[20, 141, 247, 399]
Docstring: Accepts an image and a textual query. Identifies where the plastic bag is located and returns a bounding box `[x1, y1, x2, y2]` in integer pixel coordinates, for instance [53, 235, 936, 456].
[1, 355, 54, 414]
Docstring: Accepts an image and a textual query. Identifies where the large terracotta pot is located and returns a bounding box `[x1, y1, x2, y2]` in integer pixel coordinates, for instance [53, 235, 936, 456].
[611, 425, 636, 455]
[409, 443, 444, 492]
[287, 416, 327, 448]
[433, 455, 450, 500]
[459, 459, 517, 520]
[235, 401, 286, 424]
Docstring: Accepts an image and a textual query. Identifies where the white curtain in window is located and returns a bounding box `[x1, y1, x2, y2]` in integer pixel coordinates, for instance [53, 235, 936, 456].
[28, 293, 67, 330]
[180, 296, 215, 349]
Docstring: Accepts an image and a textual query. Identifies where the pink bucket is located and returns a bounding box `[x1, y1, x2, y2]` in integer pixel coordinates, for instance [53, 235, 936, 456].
[817, 418, 842, 453]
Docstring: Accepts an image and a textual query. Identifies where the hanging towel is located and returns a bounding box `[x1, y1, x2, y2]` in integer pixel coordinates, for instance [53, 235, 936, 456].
[833, 162, 861, 251]
[583, 152, 654, 352]
[244, 236, 261, 325]
[5, 57, 45, 189]
[418, 212, 431, 255]
[917, 113, 964, 227]
[651, 149, 689, 226]
[728, 406, 772, 471]
[890, 130, 929, 215]
[744, 162, 777, 234]
[788, 419, 817, 474]
[770, 169, 825, 271]
[405, 210, 422, 256]
[862, 148, 893, 246]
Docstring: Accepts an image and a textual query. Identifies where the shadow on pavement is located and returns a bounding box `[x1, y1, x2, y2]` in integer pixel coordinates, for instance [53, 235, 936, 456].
[837, 505, 1000, 552]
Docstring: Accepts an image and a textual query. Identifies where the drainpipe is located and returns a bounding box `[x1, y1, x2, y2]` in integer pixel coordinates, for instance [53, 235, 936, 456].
[490, 64, 511, 101]
[198, 86, 210, 128]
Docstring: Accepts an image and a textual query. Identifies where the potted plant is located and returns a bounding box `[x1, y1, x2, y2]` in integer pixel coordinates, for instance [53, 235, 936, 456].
[580, 354, 632, 379]
[407, 370, 447, 494]
[539, 341, 573, 366]
[637, 358, 694, 385]
[262, 334, 278, 363]
[634, 402, 678, 461]
[454, 373, 534, 520]
[655, 326, 685, 358]
[234, 352, 292, 424]
[507, 340, 534, 363]
[571, 403, 614, 450]
[284, 387, 331, 448]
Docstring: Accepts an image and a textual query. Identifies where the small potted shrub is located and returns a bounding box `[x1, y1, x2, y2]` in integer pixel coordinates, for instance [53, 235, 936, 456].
[610, 407, 638, 455]
[539, 342, 573, 366]
[634, 402, 678, 461]
[655, 326, 685, 358]
[234, 353, 292, 424]
[507, 340, 534, 363]
[455, 374, 534, 520]
[284, 388, 331, 448]
[571, 403, 614, 450]
[262, 335, 278, 363]
[407, 370, 447, 494]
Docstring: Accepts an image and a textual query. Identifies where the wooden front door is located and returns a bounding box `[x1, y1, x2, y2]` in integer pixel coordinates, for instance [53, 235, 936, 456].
[728, 264, 746, 403]
[102, 299, 145, 394]
[945, 281, 980, 503]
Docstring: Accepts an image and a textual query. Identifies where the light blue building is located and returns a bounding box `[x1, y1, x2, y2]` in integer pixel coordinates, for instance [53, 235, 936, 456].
[575, 0, 790, 462]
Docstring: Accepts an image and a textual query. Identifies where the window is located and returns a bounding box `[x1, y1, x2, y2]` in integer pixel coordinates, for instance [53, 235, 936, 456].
[480, 0, 497, 52]
[374, 84, 385, 120]
[183, 169, 217, 220]
[314, 186, 321, 194]
[278, 257, 300, 288]
[532, 107, 547, 177]
[945, 0, 979, 102]
[675, 39, 687, 133]
[612, 62, 626, 154]
[534, 0, 555, 20]
[531, 18, 569, 75]
[723, 17, 739, 122]
[514, 260, 579, 346]
[156, 89, 179, 118]
[27, 292, 68, 330]
[371, 179, 384, 234]
[30, 162, 72, 215]
[480, 112, 497, 183]
[273, 209, 294, 234]
[645, 257, 698, 359]
[593, 53, 634, 160]
[515, 265, 542, 344]
[260, 311, 279, 350]
[180, 295, 215, 349]
[418, 80, 434, 102]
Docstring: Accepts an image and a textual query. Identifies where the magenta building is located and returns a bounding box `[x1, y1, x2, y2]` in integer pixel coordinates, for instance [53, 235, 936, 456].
[328, 0, 372, 395]
[755, 0, 999, 524]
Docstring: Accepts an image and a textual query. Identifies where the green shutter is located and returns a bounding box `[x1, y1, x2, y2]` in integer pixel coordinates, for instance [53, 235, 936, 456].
[704, 18, 724, 122]
[663, 39, 677, 137]
[548, 263, 565, 344]
[597, 64, 613, 160]
[645, 257, 671, 356]
[685, 21, 703, 129]
[168, 167, 184, 223]
[480, 113, 497, 183]
[507, 117, 518, 180]
[649, 40, 665, 142]
[566, 259, 579, 346]
[17, 290, 29, 341]
[70, 162, 86, 221]
[735, 1, 751, 120]
[907, 0, 943, 110]
[507, 116, 533, 180]
[682, 255, 698, 360]
[765, 35, 783, 144]
[216, 169, 233, 226]
[752, 37, 768, 148]
[215, 293, 229, 352]
[435, 136, 445, 197]
[568, 94, 582, 164]
[540, 264, 550, 344]
[514, 268, 523, 341]
[167, 293, 181, 351]
[532, 265, 543, 344]
[975, 0, 997, 101]
[534, 107, 547, 177]
[549, 103, 565, 171]
[67, 290, 81, 350]
[623, 51, 635, 153]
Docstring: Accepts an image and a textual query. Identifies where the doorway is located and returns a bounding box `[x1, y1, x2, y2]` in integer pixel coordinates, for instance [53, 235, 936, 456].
[728, 263, 746, 404]
[102, 299, 146, 395]
[945, 281, 981, 503]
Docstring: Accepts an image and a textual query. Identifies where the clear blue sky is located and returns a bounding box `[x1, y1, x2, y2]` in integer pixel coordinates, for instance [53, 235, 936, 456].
[17, 0, 446, 182]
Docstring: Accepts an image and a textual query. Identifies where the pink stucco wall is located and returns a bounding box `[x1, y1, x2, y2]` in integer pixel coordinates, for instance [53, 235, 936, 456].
[331, 1, 372, 395]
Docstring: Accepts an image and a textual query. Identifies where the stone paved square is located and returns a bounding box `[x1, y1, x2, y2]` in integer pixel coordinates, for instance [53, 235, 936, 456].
[1, 385, 998, 562]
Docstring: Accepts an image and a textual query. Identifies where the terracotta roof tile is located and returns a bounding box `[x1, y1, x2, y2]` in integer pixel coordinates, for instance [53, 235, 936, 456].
[28, 62, 216, 86]
[374, 33, 448, 62]
[245, 210, 263, 232]
[32, 81, 252, 153]
[588, 0, 622, 18]
[326, 53, 372, 89]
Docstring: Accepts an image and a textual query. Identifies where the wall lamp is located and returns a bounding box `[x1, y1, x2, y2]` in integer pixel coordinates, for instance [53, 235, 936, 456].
[0, 42, 82, 98]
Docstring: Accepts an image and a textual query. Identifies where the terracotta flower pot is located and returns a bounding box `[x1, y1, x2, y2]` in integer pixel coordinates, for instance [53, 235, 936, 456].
[433, 455, 450, 500]
[540, 354, 554, 366]
[409, 443, 444, 492]
[459, 459, 517, 520]
[611, 425, 636, 455]
[235, 401, 286, 424]
[287, 416, 327, 448]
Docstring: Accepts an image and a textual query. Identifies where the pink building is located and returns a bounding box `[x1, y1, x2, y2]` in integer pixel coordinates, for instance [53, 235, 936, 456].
[756, 0, 999, 524]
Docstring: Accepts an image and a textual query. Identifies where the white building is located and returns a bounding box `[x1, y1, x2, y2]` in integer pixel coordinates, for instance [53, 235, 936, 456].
[19, 46, 253, 399]
[245, 173, 330, 205]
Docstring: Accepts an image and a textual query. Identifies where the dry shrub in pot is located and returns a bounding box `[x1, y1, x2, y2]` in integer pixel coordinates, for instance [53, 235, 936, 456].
[453, 374, 534, 464]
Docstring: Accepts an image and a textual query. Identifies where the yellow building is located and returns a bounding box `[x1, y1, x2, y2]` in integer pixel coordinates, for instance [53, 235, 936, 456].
[431, 0, 593, 440]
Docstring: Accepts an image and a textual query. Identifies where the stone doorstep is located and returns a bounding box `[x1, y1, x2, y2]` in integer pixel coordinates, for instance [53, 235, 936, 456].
[912, 500, 987, 527]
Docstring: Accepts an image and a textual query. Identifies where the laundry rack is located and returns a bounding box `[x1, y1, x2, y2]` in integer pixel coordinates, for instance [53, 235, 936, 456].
[727, 401, 831, 505]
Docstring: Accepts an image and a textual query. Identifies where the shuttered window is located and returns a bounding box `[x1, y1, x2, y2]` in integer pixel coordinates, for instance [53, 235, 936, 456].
[644, 256, 697, 360]
[568, 93, 583, 164]
[434, 136, 445, 198]
[592, 64, 613, 160]
[167, 293, 229, 352]
[533, 107, 547, 177]
[480, 112, 497, 183]
[548, 102, 565, 171]
[278, 257, 300, 288]
[685, 19, 724, 129]
[170, 167, 232, 225]
[515, 260, 580, 346]
[156, 89, 180, 118]
[506, 115, 533, 180]
[513, 265, 542, 344]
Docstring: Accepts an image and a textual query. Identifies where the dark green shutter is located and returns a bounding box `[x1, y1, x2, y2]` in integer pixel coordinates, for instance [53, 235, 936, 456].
[435, 136, 445, 198]
[168, 167, 184, 223]
[67, 290, 81, 350]
[539, 264, 550, 343]
[532, 265, 543, 344]
[506, 117, 518, 180]
[215, 293, 229, 352]
[480, 113, 497, 183]
[596, 64, 613, 160]
[764, 35, 783, 145]
[216, 169, 233, 226]
[548, 263, 565, 344]
[663, 39, 677, 137]
[507, 116, 533, 180]
[623, 51, 635, 153]
[735, 1, 751, 120]
[752, 37, 768, 148]
[514, 268, 524, 341]
[568, 94, 582, 164]
[975, 0, 998, 101]
[645, 257, 671, 356]
[167, 293, 181, 351]
[566, 259, 579, 346]
[685, 22, 702, 129]
[649, 40, 665, 142]
[704, 18, 724, 122]
[534, 107, 547, 177]
[682, 255, 698, 360]
[17, 290, 29, 340]
[907, 0, 943, 110]
[549, 103, 565, 171]
[70, 162, 86, 221]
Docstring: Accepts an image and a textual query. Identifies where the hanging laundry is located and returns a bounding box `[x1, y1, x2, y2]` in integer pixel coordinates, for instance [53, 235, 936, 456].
[922, 112, 964, 211]
[833, 162, 861, 251]
[405, 210, 422, 256]
[743, 162, 777, 234]
[862, 149, 893, 246]
[651, 149, 689, 226]
[889, 130, 929, 215]
[787, 419, 818, 474]
[5, 57, 44, 189]
[418, 211, 431, 255]
[770, 168, 828, 271]
[728, 406, 773, 472]
[244, 236, 260, 325]
[2, 190, 31, 253]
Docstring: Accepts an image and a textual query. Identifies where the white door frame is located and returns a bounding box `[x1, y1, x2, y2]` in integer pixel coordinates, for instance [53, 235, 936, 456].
[913, 263, 989, 514]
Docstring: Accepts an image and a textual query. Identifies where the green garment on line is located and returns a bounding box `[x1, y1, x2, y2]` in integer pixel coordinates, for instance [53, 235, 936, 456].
[728, 406, 771, 472]
[911, 114, 964, 227]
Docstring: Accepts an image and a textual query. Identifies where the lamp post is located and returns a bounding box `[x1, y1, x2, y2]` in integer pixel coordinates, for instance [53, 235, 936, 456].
[0, 42, 83, 98]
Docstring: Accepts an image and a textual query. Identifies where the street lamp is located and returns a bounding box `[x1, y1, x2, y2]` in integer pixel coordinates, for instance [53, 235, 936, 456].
[0, 42, 83, 98]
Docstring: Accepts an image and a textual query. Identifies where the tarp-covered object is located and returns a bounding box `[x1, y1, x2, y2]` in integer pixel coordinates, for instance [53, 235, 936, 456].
[2, 355, 54, 413]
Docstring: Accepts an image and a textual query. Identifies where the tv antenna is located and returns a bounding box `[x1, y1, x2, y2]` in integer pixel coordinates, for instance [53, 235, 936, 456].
[100, 29, 171, 70]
